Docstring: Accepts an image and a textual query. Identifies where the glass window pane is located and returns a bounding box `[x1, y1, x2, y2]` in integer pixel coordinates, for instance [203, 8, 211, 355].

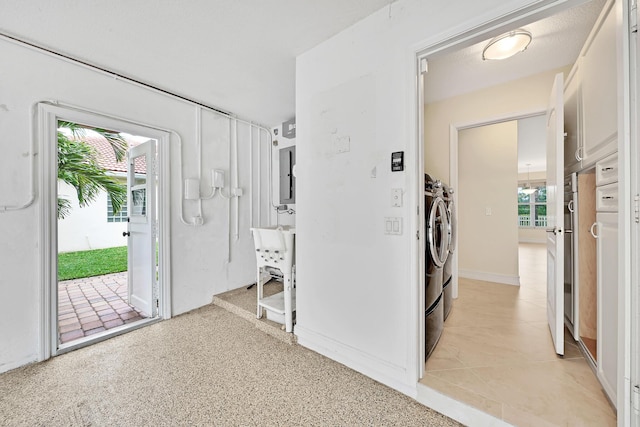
[518, 204, 531, 227]
[535, 204, 547, 227]
[131, 188, 146, 216]
[535, 186, 547, 203]
[517, 188, 531, 204]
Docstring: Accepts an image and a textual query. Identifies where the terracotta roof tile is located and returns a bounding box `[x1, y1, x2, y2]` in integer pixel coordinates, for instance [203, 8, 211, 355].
[79, 135, 147, 174]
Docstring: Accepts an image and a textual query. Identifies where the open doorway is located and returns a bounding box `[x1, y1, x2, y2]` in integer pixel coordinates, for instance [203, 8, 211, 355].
[40, 103, 171, 357]
[56, 122, 156, 346]
[416, 0, 625, 424]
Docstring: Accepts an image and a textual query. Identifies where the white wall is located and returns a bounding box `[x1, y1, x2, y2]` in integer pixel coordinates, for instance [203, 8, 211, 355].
[425, 66, 571, 181]
[458, 122, 519, 283]
[295, 0, 560, 393]
[57, 181, 128, 253]
[0, 38, 271, 372]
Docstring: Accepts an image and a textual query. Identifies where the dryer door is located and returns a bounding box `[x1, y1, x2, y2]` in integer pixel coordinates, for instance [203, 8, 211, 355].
[428, 197, 449, 267]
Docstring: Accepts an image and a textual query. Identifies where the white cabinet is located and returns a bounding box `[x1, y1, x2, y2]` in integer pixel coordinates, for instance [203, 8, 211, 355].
[579, 0, 618, 168]
[592, 153, 619, 407]
[595, 211, 618, 406]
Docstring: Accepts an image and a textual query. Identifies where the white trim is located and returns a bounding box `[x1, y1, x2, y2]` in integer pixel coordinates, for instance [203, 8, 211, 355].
[458, 269, 520, 286]
[617, 0, 634, 422]
[295, 326, 417, 397]
[519, 237, 547, 244]
[412, 45, 426, 385]
[38, 102, 172, 360]
[416, 383, 511, 427]
[628, 0, 640, 424]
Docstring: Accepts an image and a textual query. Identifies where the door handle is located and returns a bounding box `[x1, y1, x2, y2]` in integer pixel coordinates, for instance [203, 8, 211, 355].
[123, 231, 130, 237]
[546, 227, 559, 235]
[590, 222, 598, 239]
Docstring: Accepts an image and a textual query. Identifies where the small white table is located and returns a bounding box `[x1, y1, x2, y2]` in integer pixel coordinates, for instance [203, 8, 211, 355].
[250, 226, 296, 332]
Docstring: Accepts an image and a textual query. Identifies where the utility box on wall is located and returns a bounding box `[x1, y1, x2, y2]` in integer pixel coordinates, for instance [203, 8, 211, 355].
[282, 117, 296, 139]
[279, 145, 296, 204]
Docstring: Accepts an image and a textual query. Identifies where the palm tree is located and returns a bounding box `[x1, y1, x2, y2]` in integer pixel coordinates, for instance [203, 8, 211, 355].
[57, 122, 128, 219]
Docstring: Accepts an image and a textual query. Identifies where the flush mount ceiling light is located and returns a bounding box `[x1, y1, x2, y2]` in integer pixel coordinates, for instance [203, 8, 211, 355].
[482, 29, 532, 60]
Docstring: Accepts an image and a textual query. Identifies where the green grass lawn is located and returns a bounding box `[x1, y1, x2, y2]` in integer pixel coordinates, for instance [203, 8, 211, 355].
[58, 246, 127, 281]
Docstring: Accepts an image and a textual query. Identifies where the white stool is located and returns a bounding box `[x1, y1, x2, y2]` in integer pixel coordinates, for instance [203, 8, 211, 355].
[250, 226, 296, 332]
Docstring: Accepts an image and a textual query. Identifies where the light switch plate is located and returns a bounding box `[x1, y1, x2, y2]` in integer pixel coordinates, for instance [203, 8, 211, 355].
[384, 217, 402, 235]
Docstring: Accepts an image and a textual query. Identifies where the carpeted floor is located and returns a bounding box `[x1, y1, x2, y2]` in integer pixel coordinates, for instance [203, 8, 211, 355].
[0, 303, 459, 426]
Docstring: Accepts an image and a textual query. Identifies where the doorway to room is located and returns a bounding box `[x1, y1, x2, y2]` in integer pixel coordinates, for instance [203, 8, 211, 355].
[40, 103, 171, 356]
[414, 0, 630, 423]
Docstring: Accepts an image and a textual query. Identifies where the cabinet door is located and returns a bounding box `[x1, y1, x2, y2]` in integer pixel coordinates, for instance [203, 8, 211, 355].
[564, 64, 582, 173]
[581, 0, 618, 167]
[596, 211, 618, 406]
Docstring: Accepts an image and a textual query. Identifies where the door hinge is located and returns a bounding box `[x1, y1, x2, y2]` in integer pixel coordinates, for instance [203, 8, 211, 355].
[632, 0, 638, 33]
[416, 230, 420, 240]
[633, 384, 640, 413]
[634, 194, 640, 223]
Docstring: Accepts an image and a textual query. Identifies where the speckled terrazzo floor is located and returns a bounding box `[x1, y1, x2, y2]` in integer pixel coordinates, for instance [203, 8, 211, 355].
[0, 303, 459, 426]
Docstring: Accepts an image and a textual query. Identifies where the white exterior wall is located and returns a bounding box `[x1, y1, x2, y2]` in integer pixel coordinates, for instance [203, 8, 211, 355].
[57, 181, 128, 253]
[295, 0, 564, 393]
[0, 38, 271, 372]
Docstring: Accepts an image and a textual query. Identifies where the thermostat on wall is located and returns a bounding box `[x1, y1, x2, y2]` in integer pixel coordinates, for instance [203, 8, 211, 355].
[391, 151, 404, 172]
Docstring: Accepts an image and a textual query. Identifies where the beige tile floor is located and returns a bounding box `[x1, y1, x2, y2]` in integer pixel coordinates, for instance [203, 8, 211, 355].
[420, 243, 616, 426]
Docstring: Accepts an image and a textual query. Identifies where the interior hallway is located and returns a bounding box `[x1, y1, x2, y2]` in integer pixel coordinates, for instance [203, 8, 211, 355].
[420, 243, 616, 426]
[0, 302, 458, 426]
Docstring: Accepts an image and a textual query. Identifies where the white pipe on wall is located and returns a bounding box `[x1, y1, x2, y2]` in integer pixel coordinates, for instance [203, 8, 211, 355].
[233, 120, 239, 242]
[33, 99, 197, 226]
[257, 127, 261, 227]
[0, 33, 277, 223]
[195, 106, 203, 224]
[249, 124, 253, 229]
[0, 102, 38, 212]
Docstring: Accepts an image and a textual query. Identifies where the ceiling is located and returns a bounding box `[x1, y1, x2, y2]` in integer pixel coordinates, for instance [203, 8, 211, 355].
[0, 0, 392, 126]
[424, 0, 606, 104]
[424, 0, 606, 173]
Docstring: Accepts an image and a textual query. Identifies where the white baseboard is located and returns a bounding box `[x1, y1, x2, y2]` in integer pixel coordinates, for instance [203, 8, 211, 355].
[416, 383, 511, 427]
[0, 356, 37, 374]
[518, 238, 546, 244]
[458, 269, 520, 286]
[295, 325, 416, 397]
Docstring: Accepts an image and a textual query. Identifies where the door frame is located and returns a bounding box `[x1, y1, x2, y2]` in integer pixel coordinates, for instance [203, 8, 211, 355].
[412, 0, 634, 422]
[38, 102, 172, 359]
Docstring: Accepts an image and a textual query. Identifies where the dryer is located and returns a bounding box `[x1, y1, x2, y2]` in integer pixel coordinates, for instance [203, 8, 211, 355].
[442, 183, 456, 320]
[424, 174, 449, 360]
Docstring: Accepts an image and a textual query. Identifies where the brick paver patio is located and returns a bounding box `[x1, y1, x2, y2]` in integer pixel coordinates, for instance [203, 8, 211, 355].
[58, 272, 147, 344]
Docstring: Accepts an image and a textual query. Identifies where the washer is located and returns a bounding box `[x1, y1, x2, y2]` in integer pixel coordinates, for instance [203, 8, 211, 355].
[424, 174, 449, 360]
[442, 183, 455, 321]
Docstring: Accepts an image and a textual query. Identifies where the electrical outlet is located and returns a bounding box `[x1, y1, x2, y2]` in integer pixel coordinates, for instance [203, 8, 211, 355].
[392, 188, 403, 207]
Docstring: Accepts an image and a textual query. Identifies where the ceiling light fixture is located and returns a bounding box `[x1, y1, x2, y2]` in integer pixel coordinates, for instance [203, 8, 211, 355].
[522, 164, 537, 195]
[482, 29, 532, 61]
